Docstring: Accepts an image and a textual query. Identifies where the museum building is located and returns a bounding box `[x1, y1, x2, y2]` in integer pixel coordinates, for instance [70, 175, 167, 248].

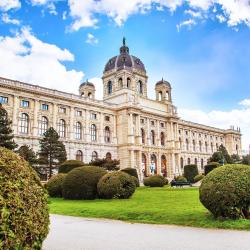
[0, 39, 242, 181]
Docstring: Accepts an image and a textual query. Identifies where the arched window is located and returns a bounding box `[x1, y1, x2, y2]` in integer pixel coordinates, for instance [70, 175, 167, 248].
[193, 140, 196, 152]
[142, 153, 147, 177]
[19, 113, 29, 134]
[107, 81, 112, 94]
[199, 141, 202, 152]
[186, 139, 189, 151]
[216, 143, 219, 150]
[75, 122, 82, 140]
[188, 158, 191, 165]
[201, 159, 204, 169]
[104, 126, 111, 143]
[160, 132, 165, 146]
[179, 137, 182, 150]
[88, 92, 92, 98]
[236, 144, 239, 154]
[138, 80, 143, 94]
[118, 78, 123, 88]
[195, 158, 198, 166]
[180, 157, 184, 169]
[92, 151, 98, 161]
[205, 142, 208, 152]
[159, 91, 162, 101]
[141, 128, 145, 144]
[76, 150, 83, 161]
[166, 91, 169, 101]
[39, 116, 48, 135]
[150, 130, 155, 145]
[211, 142, 214, 153]
[91, 124, 97, 141]
[58, 119, 66, 138]
[127, 78, 131, 88]
[150, 154, 157, 175]
[161, 155, 167, 177]
[106, 152, 112, 161]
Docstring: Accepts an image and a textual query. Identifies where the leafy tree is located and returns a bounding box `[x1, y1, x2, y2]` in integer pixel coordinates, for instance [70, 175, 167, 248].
[0, 104, 17, 150]
[90, 158, 120, 171]
[209, 145, 232, 164]
[242, 155, 250, 165]
[218, 144, 232, 164]
[231, 154, 241, 164]
[17, 145, 38, 167]
[38, 127, 67, 179]
[209, 151, 224, 164]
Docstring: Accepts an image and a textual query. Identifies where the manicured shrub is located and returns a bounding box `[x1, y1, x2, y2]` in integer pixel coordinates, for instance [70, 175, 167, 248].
[143, 175, 165, 187]
[184, 164, 198, 183]
[47, 173, 66, 197]
[58, 160, 84, 173]
[121, 167, 139, 179]
[131, 176, 140, 187]
[194, 174, 204, 183]
[164, 178, 169, 185]
[0, 147, 49, 249]
[97, 172, 136, 199]
[62, 166, 106, 200]
[199, 164, 250, 219]
[175, 176, 187, 182]
[204, 162, 220, 175]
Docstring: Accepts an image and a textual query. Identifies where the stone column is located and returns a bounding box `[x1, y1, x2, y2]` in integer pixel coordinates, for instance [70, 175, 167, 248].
[157, 153, 161, 175]
[171, 153, 175, 178]
[69, 107, 74, 140]
[12, 95, 19, 134]
[147, 118, 150, 145]
[138, 151, 142, 183]
[52, 103, 57, 129]
[85, 110, 90, 142]
[100, 113, 104, 143]
[130, 150, 135, 169]
[113, 115, 117, 144]
[128, 113, 134, 143]
[33, 100, 39, 136]
[156, 120, 160, 146]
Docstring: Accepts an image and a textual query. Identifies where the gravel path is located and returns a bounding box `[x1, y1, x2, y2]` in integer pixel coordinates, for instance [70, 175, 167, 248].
[43, 214, 250, 250]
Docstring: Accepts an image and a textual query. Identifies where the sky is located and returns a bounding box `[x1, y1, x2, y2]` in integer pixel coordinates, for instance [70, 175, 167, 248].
[0, 0, 249, 152]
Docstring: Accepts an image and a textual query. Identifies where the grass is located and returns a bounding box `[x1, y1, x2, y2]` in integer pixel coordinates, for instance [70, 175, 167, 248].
[49, 186, 250, 230]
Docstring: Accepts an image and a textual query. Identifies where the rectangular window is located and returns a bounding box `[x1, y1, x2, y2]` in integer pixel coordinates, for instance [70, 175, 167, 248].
[41, 104, 49, 111]
[91, 113, 97, 120]
[76, 110, 82, 117]
[160, 122, 164, 128]
[140, 119, 144, 124]
[0, 96, 8, 104]
[105, 116, 110, 122]
[59, 107, 66, 113]
[151, 121, 155, 126]
[21, 100, 29, 107]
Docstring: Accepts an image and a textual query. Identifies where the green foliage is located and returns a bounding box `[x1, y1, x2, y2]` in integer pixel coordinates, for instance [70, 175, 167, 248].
[58, 160, 84, 173]
[200, 164, 250, 219]
[204, 162, 220, 175]
[231, 154, 241, 164]
[143, 175, 165, 187]
[219, 144, 232, 164]
[47, 174, 66, 197]
[62, 166, 106, 200]
[209, 151, 224, 164]
[97, 172, 136, 199]
[242, 155, 250, 165]
[38, 127, 67, 178]
[90, 158, 120, 171]
[16, 144, 37, 166]
[121, 167, 139, 179]
[175, 176, 187, 182]
[194, 174, 204, 183]
[131, 176, 140, 187]
[0, 147, 49, 249]
[0, 104, 17, 150]
[209, 145, 232, 164]
[184, 165, 198, 183]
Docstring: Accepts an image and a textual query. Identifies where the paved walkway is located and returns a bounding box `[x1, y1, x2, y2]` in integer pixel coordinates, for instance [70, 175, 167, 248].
[43, 214, 250, 250]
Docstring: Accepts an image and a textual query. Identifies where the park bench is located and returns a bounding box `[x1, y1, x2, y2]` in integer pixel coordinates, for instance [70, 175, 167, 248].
[170, 180, 192, 187]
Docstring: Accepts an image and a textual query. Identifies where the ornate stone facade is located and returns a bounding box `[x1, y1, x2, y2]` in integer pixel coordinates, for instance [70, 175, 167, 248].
[0, 40, 242, 181]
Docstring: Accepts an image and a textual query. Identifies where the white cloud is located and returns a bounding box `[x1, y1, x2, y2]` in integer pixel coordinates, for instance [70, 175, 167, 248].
[86, 33, 98, 44]
[179, 106, 250, 151]
[176, 19, 197, 32]
[66, 0, 250, 31]
[1, 13, 20, 25]
[88, 77, 103, 100]
[239, 99, 250, 107]
[29, 0, 58, 15]
[0, 0, 20, 11]
[0, 26, 84, 94]
[62, 11, 67, 20]
[216, 14, 226, 23]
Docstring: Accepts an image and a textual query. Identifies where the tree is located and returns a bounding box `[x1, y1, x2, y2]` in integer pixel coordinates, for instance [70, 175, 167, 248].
[231, 154, 241, 164]
[17, 145, 38, 166]
[0, 104, 17, 150]
[209, 151, 224, 164]
[242, 155, 250, 165]
[90, 158, 120, 171]
[218, 144, 232, 164]
[209, 145, 232, 164]
[38, 127, 67, 179]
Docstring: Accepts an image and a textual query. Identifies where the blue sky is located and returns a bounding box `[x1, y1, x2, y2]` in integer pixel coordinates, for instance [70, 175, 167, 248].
[0, 0, 250, 151]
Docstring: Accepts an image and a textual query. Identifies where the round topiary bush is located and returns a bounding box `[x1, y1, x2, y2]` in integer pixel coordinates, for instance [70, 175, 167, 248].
[175, 176, 187, 182]
[204, 162, 220, 175]
[131, 175, 140, 187]
[184, 164, 198, 183]
[121, 167, 139, 179]
[200, 164, 250, 219]
[97, 172, 136, 199]
[62, 166, 106, 200]
[47, 173, 66, 197]
[0, 147, 49, 249]
[143, 175, 165, 187]
[194, 174, 204, 183]
[58, 160, 84, 173]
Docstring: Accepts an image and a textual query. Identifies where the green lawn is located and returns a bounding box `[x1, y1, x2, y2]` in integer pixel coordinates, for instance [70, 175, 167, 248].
[49, 187, 250, 230]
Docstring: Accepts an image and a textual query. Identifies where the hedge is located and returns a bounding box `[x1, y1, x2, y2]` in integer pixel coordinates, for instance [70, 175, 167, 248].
[121, 168, 139, 179]
[184, 164, 198, 183]
[143, 175, 165, 187]
[194, 174, 204, 183]
[200, 164, 250, 219]
[47, 173, 66, 197]
[0, 147, 49, 249]
[175, 176, 187, 182]
[204, 162, 220, 175]
[58, 160, 84, 173]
